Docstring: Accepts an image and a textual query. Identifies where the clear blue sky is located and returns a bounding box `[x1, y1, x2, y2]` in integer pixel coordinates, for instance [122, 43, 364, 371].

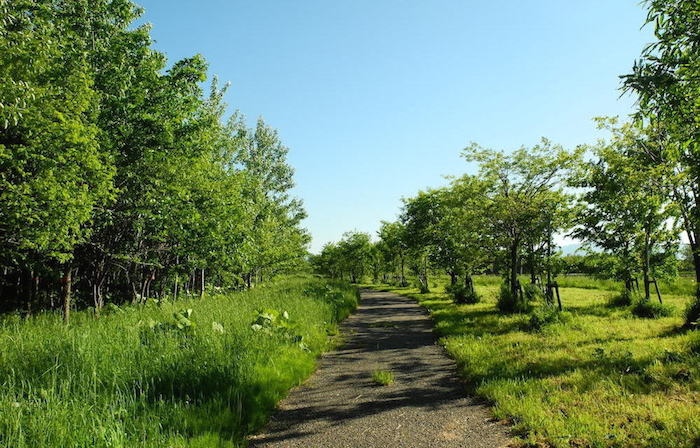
[136, 0, 653, 253]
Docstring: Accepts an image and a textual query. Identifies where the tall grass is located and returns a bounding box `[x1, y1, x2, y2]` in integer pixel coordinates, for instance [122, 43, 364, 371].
[373, 276, 699, 448]
[0, 276, 357, 447]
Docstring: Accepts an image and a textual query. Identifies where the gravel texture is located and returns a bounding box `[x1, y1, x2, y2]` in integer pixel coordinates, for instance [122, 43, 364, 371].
[248, 289, 512, 447]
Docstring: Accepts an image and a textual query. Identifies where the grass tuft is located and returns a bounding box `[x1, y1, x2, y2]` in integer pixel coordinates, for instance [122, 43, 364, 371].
[630, 299, 674, 318]
[371, 370, 395, 386]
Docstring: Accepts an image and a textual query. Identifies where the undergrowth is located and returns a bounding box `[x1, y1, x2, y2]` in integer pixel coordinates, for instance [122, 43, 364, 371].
[0, 276, 358, 447]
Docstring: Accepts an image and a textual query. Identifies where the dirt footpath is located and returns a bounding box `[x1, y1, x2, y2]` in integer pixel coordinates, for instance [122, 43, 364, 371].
[248, 289, 512, 448]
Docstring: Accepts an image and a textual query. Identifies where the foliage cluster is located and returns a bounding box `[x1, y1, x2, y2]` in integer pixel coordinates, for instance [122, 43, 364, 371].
[0, 276, 358, 447]
[0, 0, 309, 320]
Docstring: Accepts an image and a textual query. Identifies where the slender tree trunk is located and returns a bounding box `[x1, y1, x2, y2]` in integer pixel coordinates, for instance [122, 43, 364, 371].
[643, 228, 652, 301]
[200, 268, 205, 298]
[62, 265, 72, 324]
[528, 243, 537, 284]
[464, 273, 473, 294]
[24, 269, 35, 316]
[690, 239, 700, 297]
[174, 273, 179, 300]
[509, 239, 519, 297]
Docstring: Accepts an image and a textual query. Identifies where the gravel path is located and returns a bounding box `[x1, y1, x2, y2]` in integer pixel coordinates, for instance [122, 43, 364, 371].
[248, 289, 511, 448]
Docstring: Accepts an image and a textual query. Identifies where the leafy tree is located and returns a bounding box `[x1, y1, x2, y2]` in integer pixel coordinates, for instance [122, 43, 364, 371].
[0, 0, 114, 319]
[336, 232, 374, 283]
[311, 242, 344, 279]
[442, 175, 492, 302]
[400, 190, 443, 293]
[231, 117, 309, 286]
[464, 139, 580, 312]
[376, 221, 408, 286]
[622, 0, 700, 300]
[571, 119, 679, 302]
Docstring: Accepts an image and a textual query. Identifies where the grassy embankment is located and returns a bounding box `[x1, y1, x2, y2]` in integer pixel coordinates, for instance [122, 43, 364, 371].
[373, 275, 699, 448]
[0, 276, 358, 447]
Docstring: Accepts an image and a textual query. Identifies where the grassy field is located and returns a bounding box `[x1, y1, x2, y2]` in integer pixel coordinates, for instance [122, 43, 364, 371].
[372, 275, 699, 448]
[0, 276, 358, 447]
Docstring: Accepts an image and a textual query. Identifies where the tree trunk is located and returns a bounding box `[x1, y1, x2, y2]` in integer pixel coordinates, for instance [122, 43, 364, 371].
[174, 273, 179, 300]
[509, 239, 519, 297]
[464, 273, 473, 294]
[62, 265, 72, 324]
[449, 271, 457, 286]
[528, 243, 537, 284]
[200, 268, 205, 298]
[24, 269, 35, 316]
[691, 240, 700, 297]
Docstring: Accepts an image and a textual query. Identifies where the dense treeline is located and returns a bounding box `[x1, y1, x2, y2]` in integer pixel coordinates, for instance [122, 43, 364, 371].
[313, 0, 700, 325]
[0, 0, 309, 320]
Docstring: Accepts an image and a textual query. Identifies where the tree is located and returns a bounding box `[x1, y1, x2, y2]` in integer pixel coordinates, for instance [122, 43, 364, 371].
[336, 232, 374, 283]
[230, 117, 309, 287]
[0, 0, 115, 320]
[400, 190, 443, 293]
[571, 119, 679, 302]
[443, 175, 492, 301]
[376, 221, 408, 286]
[621, 0, 700, 300]
[464, 139, 580, 312]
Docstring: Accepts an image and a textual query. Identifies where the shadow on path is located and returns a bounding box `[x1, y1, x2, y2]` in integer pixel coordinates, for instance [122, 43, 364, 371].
[248, 289, 511, 448]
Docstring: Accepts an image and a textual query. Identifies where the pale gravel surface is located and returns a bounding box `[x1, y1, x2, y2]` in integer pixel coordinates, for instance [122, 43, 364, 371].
[248, 289, 512, 448]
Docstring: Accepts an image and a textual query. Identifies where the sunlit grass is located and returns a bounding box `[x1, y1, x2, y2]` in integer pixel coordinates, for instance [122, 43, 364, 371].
[372, 275, 699, 448]
[0, 276, 358, 447]
[371, 370, 395, 386]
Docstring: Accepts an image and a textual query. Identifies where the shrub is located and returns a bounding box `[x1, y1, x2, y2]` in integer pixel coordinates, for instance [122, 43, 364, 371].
[527, 307, 572, 331]
[523, 283, 544, 302]
[445, 283, 480, 304]
[608, 289, 633, 307]
[631, 300, 674, 319]
[684, 292, 700, 328]
[497, 282, 532, 314]
[688, 331, 700, 355]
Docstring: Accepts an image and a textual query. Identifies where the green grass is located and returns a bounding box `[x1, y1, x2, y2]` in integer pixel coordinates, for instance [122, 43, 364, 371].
[371, 370, 395, 386]
[371, 275, 700, 448]
[0, 276, 358, 447]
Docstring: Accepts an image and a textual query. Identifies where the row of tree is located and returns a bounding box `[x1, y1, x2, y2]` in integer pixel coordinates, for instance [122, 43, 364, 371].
[313, 0, 700, 323]
[0, 0, 309, 321]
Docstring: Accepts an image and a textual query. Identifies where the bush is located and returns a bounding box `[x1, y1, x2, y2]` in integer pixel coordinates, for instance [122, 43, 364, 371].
[527, 307, 572, 331]
[523, 283, 544, 302]
[684, 292, 700, 328]
[631, 300, 674, 319]
[497, 282, 532, 314]
[688, 331, 700, 355]
[608, 289, 633, 307]
[445, 283, 480, 304]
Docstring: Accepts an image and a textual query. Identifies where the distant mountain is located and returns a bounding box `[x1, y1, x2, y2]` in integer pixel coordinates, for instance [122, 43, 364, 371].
[558, 243, 583, 255]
